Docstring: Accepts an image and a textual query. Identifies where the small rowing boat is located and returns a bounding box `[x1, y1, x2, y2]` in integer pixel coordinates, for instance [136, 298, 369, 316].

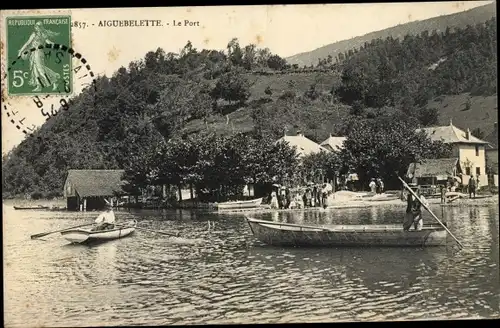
[217, 197, 263, 210]
[245, 218, 447, 247]
[13, 205, 50, 210]
[60, 220, 137, 244]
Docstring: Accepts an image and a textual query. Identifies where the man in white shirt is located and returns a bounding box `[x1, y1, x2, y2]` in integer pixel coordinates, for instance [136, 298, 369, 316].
[369, 178, 377, 193]
[94, 203, 116, 231]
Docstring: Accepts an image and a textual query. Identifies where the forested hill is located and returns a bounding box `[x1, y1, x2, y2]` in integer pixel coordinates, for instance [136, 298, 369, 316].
[286, 2, 496, 67]
[2, 17, 498, 198]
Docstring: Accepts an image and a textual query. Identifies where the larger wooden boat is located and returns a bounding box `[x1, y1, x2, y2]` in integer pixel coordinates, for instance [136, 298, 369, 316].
[216, 197, 263, 210]
[246, 218, 447, 247]
[61, 220, 137, 244]
[13, 205, 50, 210]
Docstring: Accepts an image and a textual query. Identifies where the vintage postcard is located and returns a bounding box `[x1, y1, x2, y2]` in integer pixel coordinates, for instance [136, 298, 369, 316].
[2, 2, 498, 327]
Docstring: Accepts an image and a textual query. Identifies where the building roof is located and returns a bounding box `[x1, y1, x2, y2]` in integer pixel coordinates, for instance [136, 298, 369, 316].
[320, 136, 346, 152]
[416, 122, 489, 145]
[484, 123, 498, 150]
[406, 158, 462, 179]
[64, 169, 126, 198]
[277, 134, 330, 157]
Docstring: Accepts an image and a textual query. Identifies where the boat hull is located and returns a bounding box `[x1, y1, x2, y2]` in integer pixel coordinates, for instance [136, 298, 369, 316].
[246, 218, 447, 247]
[217, 197, 263, 210]
[61, 221, 137, 244]
[14, 206, 50, 210]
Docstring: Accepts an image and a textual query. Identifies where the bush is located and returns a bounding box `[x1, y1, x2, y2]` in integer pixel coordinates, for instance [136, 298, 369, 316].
[45, 191, 61, 200]
[30, 191, 44, 200]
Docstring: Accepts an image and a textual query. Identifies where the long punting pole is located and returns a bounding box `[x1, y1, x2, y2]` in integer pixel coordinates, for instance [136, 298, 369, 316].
[398, 176, 464, 249]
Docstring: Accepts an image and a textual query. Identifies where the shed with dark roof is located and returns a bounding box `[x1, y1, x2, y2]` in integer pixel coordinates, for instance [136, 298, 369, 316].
[406, 158, 462, 185]
[63, 169, 126, 211]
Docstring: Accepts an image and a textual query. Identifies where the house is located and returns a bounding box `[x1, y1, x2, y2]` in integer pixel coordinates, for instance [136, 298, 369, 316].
[276, 131, 329, 158]
[406, 158, 462, 186]
[63, 169, 127, 211]
[484, 122, 498, 186]
[417, 121, 490, 186]
[320, 135, 346, 152]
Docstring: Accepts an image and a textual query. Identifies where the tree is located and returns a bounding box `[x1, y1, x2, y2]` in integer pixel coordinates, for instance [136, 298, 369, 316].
[256, 48, 271, 67]
[211, 69, 251, 105]
[301, 151, 341, 183]
[417, 106, 440, 126]
[242, 44, 257, 70]
[153, 76, 213, 139]
[227, 38, 243, 66]
[304, 83, 320, 100]
[338, 114, 452, 189]
[267, 54, 288, 70]
[264, 86, 273, 96]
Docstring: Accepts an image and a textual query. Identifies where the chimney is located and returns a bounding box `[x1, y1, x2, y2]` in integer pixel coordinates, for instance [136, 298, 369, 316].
[466, 128, 471, 140]
[449, 118, 453, 126]
[296, 130, 303, 137]
[494, 122, 498, 131]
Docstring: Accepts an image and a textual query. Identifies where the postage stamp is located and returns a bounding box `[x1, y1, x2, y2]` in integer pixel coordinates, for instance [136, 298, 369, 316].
[3, 42, 96, 137]
[6, 15, 72, 96]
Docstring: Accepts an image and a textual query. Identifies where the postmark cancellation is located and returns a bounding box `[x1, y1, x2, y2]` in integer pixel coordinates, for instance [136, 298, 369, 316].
[3, 13, 96, 137]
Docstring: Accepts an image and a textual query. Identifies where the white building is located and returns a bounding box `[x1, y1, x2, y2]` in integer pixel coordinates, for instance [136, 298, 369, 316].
[417, 121, 491, 186]
[320, 135, 347, 152]
[276, 131, 329, 158]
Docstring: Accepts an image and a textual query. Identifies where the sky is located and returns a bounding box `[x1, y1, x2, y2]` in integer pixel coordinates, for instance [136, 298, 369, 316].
[1, 1, 494, 154]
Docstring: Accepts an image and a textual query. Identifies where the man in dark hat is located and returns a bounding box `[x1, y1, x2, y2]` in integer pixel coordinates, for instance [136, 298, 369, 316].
[94, 202, 116, 231]
[403, 183, 427, 231]
[468, 175, 476, 199]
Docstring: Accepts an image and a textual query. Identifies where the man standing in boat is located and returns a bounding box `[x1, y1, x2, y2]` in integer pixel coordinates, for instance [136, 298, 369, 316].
[94, 202, 116, 231]
[403, 183, 428, 231]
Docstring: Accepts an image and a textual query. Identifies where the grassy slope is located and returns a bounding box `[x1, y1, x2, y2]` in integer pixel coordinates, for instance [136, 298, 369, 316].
[183, 71, 342, 136]
[427, 93, 498, 136]
[286, 2, 496, 67]
[184, 70, 498, 139]
[173, 3, 500, 139]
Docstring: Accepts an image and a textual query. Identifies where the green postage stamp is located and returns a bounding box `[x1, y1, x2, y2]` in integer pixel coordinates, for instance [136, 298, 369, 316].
[6, 15, 72, 96]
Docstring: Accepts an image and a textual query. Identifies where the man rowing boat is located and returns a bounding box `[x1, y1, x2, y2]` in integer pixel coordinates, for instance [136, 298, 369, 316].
[403, 183, 428, 231]
[93, 203, 116, 231]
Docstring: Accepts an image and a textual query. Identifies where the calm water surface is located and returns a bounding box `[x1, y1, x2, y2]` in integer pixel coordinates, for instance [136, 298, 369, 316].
[3, 201, 499, 326]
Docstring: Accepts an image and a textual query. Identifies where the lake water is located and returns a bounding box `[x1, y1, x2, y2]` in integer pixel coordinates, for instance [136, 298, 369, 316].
[3, 201, 499, 326]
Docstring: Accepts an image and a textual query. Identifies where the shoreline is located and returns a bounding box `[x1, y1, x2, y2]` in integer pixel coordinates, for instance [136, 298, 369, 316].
[216, 196, 498, 214]
[4, 194, 497, 213]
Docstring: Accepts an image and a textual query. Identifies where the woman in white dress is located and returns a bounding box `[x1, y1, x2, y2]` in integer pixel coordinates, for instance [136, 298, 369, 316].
[270, 191, 279, 209]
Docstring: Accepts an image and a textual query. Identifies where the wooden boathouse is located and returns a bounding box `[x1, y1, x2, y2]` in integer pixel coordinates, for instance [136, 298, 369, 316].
[63, 169, 127, 211]
[406, 158, 463, 194]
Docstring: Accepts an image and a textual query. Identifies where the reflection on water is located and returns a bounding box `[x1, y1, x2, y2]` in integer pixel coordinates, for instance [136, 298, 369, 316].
[3, 202, 499, 326]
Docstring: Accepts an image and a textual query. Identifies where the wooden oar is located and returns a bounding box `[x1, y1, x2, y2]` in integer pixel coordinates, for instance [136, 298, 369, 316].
[31, 223, 94, 239]
[116, 224, 180, 237]
[135, 226, 180, 237]
[398, 176, 464, 249]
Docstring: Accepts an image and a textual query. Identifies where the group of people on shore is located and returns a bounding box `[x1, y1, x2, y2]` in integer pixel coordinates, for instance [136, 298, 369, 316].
[441, 175, 481, 199]
[368, 178, 385, 194]
[269, 183, 333, 210]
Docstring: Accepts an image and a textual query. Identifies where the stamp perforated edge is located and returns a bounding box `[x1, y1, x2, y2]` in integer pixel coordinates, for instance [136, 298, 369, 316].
[1, 9, 73, 100]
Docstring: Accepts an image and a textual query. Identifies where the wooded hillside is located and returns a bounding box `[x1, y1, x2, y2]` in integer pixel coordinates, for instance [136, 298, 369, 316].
[286, 2, 496, 67]
[2, 16, 497, 198]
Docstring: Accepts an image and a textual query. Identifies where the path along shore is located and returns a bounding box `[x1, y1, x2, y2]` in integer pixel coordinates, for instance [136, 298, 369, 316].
[216, 193, 499, 214]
